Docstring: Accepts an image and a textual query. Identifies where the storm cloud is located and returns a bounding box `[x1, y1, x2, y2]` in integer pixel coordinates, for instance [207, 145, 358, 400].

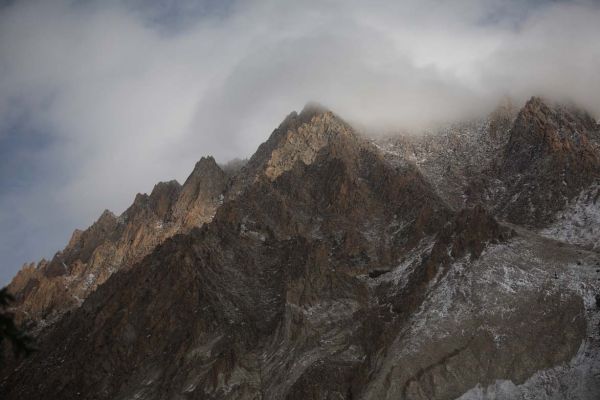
[1, 0, 599, 283]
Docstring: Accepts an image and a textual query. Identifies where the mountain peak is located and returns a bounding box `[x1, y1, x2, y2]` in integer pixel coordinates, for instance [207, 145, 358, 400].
[520, 96, 597, 129]
[505, 96, 599, 171]
[228, 105, 359, 196]
[148, 180, 182, 219]
[523, 95, 546, 109]
[194, 155, 218, 168]
[184, 156, 222, 185]
[298, 101, 331, 121]
[262, 106, 358, 180]
[93, 209, 118, 231]
[496, 97, 600, 226]
[518, 96, 556, 121]
[98, 209, 116, 221]
[149, 180, 181, 204]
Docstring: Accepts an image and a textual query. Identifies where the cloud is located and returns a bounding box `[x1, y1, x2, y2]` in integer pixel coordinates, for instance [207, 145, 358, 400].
[1, 0, 599, 283]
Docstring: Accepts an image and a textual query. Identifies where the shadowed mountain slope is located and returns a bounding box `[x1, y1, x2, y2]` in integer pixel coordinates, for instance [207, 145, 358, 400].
[2, 101, 600, 399]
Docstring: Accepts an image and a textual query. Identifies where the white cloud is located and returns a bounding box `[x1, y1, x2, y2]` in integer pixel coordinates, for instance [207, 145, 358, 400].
[1, 0, 599, 282]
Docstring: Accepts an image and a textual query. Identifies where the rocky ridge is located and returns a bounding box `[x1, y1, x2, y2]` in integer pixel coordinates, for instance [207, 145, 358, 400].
[2, 98, 600, 399]
[375, 96, 600, 231]
[8, 156, 227, 331]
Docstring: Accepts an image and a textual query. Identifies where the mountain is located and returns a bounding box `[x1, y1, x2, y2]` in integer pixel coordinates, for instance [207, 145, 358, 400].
[2, 98, 600, 399]
[376, 96, 600, 229]
[372, 97, 517, 210]
[497, 97, 600, 226]
[7, 156, 227, 332]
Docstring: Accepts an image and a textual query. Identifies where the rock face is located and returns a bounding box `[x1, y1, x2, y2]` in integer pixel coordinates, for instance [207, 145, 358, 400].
[497, 97, 600, 226]
[7, 157, 227, 331]
[376, 97, 600, 228]
[373, 99, 517, 210]
[2, 98, 600, 399]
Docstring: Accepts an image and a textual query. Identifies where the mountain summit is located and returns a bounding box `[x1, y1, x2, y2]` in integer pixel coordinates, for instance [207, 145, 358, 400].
[2, 99, 600, 399]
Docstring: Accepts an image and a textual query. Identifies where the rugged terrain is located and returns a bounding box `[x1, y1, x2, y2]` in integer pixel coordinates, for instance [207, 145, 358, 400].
[7, 156, 228, 331]
[2, 98, 600, 399]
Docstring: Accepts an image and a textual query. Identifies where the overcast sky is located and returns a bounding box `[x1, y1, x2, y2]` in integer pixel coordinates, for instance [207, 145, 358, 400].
[1, 0, 600, 284]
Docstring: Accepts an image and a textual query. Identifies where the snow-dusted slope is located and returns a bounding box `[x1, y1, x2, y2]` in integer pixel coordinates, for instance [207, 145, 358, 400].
[373, 115, 512, 210]
[456, 229, 600, 400]
[362, 223, 600, 399]
[541, 184, 600, 250]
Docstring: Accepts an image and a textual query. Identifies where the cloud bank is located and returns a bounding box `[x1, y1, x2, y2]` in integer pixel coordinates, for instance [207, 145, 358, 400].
[1, 0, 599, 282]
